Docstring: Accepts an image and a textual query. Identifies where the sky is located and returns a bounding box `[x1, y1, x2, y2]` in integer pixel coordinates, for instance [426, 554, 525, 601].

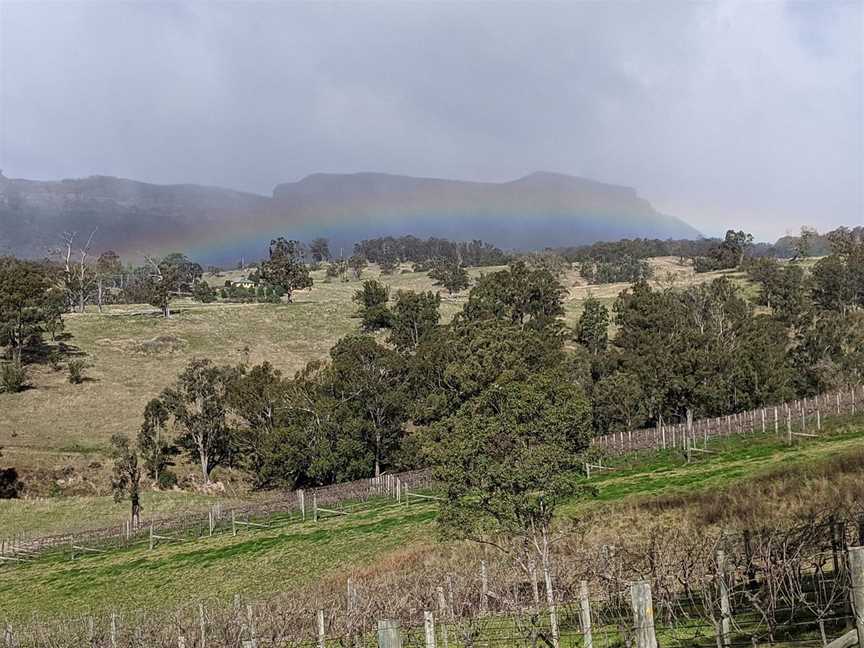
[0, 0, 861, 241]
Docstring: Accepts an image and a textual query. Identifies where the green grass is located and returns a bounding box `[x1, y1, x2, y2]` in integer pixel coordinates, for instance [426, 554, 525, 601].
[563, 418, 864, 509]
[3, 416, 863, 621]
[0, 502, 436, 619]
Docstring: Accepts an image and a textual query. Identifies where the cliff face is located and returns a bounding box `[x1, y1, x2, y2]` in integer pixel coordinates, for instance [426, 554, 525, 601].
[1, 171, 700, 263]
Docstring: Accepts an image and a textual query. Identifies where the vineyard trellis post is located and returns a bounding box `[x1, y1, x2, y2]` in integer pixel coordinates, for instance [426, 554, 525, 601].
[423, 611, 436, 648]
[849, 546, 864, 647]
[631, 582, 658, 648]
[717, 550, 731, 648]
[436, 586, 449, 648]
[378, 619, 402, 648]
[580, 580, 593, 648]
[317, 609, 326, 648]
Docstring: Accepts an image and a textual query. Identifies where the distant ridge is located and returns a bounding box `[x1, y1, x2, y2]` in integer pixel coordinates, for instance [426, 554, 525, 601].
[0, 170, 701, 263]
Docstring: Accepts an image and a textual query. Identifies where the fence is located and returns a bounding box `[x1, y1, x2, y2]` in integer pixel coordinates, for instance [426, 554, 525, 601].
[594, 385, 863, 456]
[0, 469, 434, 563]
[3, 384, 862, 563]
[4, 514, 864, 647]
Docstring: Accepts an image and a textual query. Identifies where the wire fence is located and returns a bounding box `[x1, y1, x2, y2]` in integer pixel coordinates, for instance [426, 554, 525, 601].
[0, 469, 433, 563]
[594, 385, 863, 456]
[5, 511, 864, 647]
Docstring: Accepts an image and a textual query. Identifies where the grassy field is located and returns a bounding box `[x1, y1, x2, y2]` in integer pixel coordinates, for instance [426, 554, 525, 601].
[0, 257, 748, 498]
[2, 414, 862, 620]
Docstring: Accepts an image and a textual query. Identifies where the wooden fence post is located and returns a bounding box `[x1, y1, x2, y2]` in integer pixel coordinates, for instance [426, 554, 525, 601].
[110, 612, 117, 648]
[199, 601, 206, 648]
[579, 580, 593, 648]
[849, 546, 864, 648]
[299, 489, 306, 521]
[717, 551, 731, 648]
[317, 609, 326, 648]
[377, 619, 402, 648]
[436, 586, 449, 648]
[631, 582, 658, 648]
[313, 493, 318, 523]
[424, 611, 436, 648]
[480, 560, 489, 615]
[232, 511, 237, 536]
[149, 524, 154, 550]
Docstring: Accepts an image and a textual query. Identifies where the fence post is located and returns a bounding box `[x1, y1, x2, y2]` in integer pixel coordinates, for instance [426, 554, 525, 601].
[149, 524, 154, 550]
[232, 511, 237, 536]
[110, 612, 117, 648]
[631, 582, 658, 648]
[299, 489, 306, 521]
[199, 601, 206, 648]
[317, 609, 326, 648]
[480, 560, 489, 615]
[377, 619, 402, 648]
[849, 546, 864, 648]
[4, 624, 13, 648]
[436, 586, 449, 648]
[208, 509, 213, 537]
[424, 611, 436, 648]
[580, 580, 593, 648]
[717, 551, 731, 648]
[313, 493, 318, 523]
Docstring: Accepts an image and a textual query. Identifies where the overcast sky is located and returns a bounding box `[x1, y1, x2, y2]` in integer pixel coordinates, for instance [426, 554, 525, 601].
[1, 1, 861, 240]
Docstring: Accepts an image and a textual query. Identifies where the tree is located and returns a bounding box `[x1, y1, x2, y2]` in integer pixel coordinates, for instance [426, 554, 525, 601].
[378, 254, 399, 275]
[0, 257, 54, 361]
[575, 296, 608, 355]
[157, 358, 235, 483]
[57, 230, 97, 313]
[461, 261, 566, 332]
[259, 238, 312, 300]
[352, 280, 392, 331]
[429, 258, 470, 295]
[226, 362, 288, 487]
[191, 279, 217, 303]
[95, 250, 123, 311]
[328, 336, 407, 476]
[348, 254, 368, 280]
[160, 253, 203, 292]
[429, 370, 592, 648]
[389, 290, 441, 352]
[143, 256, 178, 317]
[110, 434, 142, 527]
[309, 238, 331, 263]
[592, 372, 647, 434]
[138, 399, 176, 486]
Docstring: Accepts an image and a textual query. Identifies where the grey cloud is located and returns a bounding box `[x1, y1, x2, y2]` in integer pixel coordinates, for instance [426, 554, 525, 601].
[0, 0, 860, 240]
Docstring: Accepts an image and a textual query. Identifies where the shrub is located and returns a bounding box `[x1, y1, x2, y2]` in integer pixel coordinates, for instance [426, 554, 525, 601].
[0, 467, 24, 499]
[157, 469, 178, 489]
[48, 350, 63, 371]
[67, 360, 88, 384]
[0, 360, 28, 394]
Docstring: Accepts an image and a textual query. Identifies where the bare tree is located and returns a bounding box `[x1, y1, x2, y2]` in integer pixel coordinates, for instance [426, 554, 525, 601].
[56, 230, 98, 313]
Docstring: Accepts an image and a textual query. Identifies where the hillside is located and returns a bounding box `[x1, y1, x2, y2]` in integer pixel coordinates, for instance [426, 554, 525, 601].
[0, 258, 745, 497]
[0, 171, 700, 263]
[2, 413, 862, 620]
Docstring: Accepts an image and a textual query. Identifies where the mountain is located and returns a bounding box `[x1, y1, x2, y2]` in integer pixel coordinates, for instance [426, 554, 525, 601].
[0, 170, 700, 264]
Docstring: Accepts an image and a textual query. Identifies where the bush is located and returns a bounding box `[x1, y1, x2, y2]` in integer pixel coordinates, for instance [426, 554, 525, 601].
[0, 360, 28, 394]
[67, 360, 88, 384]
[48, 350, 63, 371]
[157, 469, 178, 489]
[0, 467, 24, 499]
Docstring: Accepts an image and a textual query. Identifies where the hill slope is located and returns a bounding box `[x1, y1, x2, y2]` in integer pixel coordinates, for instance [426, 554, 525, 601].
[0, 171, 700, 263]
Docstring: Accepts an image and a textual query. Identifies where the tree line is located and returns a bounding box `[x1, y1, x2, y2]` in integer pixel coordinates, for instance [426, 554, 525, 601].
[106, 227, 863, 508]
